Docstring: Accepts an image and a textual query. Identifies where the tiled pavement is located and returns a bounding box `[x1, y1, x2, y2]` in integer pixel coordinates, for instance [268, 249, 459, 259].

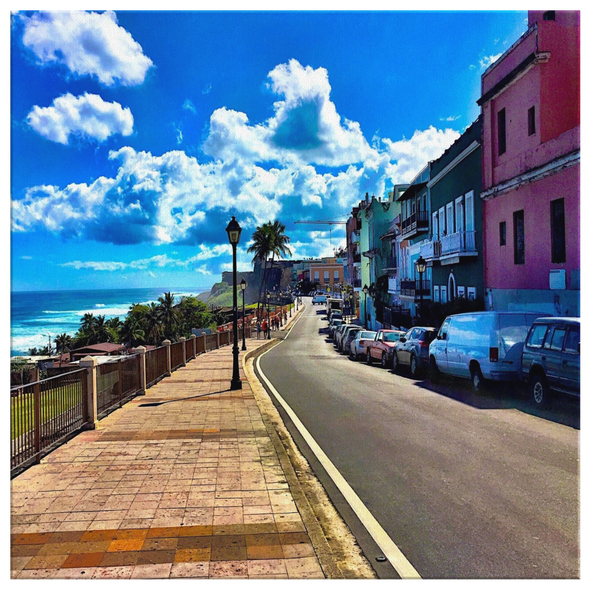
[11, 327, 326, 579]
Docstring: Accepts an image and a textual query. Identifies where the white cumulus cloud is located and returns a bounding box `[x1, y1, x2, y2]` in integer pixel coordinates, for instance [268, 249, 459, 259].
[27, 93, 134, 144]
[20, 10, 153, 86]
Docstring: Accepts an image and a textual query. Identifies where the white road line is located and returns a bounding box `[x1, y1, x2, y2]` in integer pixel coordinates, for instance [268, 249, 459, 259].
[256, 344, 422, 579]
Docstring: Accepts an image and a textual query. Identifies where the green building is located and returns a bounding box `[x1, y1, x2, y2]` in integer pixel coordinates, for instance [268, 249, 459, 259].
[422, 117, 483, 310]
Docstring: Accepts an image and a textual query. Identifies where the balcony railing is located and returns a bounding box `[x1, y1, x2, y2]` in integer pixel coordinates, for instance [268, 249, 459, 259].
[382, 255, 398, 271]
[400, 211, 429, 237]
[421, 231, 477, 261]
[352, 252, 361, 263]
[400, 279, 431, 298]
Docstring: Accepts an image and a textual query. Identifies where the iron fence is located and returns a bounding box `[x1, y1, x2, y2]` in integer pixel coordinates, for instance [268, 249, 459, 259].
[11, 369, 87, 475]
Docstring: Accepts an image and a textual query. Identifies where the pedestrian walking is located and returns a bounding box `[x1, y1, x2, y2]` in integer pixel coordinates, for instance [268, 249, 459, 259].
[262, 319, 268, 338]
[256, 320, 261, 339]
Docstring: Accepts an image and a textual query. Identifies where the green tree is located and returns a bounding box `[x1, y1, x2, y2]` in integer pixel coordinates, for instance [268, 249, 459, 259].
[157, 292, 178, 341]
[247, 220, 291, 316]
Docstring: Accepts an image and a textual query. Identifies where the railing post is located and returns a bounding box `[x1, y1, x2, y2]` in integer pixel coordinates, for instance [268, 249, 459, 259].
[33, 380, 41, 461]
[136, 346, 147, 395]
[216, 331, 220, 349]
[190, 334, 196, 359]
[80, 356, 98, 429]
[163, 340, 172, 375]
[117, 359, 123, 406]
[180, 337, 187, 366]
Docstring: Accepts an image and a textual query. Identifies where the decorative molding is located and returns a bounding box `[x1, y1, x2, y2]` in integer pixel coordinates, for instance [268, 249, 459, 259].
[481, 149, 580, 201]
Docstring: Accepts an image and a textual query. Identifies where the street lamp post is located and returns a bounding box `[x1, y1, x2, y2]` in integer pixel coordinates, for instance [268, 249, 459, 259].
[362, 284, 369, 329]
[415, 255, 427, 323]
[240, 278, 247, 351]
[226, 216, 242, 391]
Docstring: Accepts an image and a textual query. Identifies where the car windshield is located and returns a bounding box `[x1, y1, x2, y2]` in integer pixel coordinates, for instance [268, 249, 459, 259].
[383, 333, 401, 342]
[423, 331, 437, 343]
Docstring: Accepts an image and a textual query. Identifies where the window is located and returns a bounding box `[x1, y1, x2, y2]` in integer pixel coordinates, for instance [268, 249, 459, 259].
[433, 285, 440, 302]
[513, 210, 525, 264]
[457, 286, 465, 298]
[564, 327, 580, 354]
[498, 108, 507, 155]
[467, 287, 476, 300]
[543, 11, 556, 20]
[499, 221, 506, 246]
[324, 271, 330, 283]
[334, 270, 340, 283]
[314, 271, 319, 281]
[528, 106, 536, 136]
[548, 328, 566, 351]
[440, 285, 447, 304]
[527, 324, 549, 348]
[551, 198, 566, 263]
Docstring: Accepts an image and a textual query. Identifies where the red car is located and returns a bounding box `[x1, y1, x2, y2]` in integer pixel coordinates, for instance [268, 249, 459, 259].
[365, 329, 405, 368]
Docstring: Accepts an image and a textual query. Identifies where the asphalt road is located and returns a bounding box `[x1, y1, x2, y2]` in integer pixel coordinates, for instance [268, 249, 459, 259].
[258, 299, 580, 579]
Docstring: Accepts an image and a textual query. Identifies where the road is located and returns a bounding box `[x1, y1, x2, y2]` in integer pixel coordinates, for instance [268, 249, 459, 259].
[257, 298, 579, 579]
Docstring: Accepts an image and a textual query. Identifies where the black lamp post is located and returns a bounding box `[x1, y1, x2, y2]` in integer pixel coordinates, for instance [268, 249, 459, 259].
[240, 278, 247, 351]
[415, 255, 427, 322]
[226, 216, 242, 390]
[362, 284, 369, 328]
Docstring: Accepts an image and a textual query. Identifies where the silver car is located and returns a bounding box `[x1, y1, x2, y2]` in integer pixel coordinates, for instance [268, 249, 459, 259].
[349, 330, 377, 360]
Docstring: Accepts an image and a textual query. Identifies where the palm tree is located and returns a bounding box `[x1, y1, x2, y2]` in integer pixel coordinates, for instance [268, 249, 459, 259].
[158, 292, 178, 341]
[248, 223, 274, 316]
[248, 220, 291, 316]
[144, 302, 163, 344]
[267, 219, 292, 276]
[54, 333, 73, 355]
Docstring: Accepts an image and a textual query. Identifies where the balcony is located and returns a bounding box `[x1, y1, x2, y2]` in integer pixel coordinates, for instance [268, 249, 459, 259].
[352, 252, 361, 263]
[351, 230, 360, 244]
[400, 279, 431, 299]
[382, 255, 398, 273]
[400, 211, 429, 238]
[420, 231, 477, 262]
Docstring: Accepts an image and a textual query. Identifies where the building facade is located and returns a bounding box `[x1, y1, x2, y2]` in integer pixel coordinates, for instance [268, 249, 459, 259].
[423, 117, 484, 305]
[396, 165, 432, 318]
[478, 10, 580, 316]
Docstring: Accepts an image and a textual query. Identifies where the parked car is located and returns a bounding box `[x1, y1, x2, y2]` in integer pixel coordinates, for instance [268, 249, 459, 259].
[328, 318, 344, 338]
[429, 311, 545, 391]
[349, 330, 377, 360]
[342, 326, 362, 354]
[392, 327, 438, 377]
[366, 329, 405, 367]
[521, 317, 580, 407]
[336, 324, 361, 352]
[328, 310, 343, 324]
[312, 294, 327, 305]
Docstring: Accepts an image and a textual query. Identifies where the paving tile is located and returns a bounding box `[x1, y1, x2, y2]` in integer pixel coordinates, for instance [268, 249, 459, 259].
[99, 551, 140, 567]
[92, 565, 135, 579]
[247, 558, 288, 577]
[136, 549, 176, 565]
[208, 560, 248, 578]
[130, 563, 172, 578]
[59, 553, 104, 569]
[170, 561, 209, 577]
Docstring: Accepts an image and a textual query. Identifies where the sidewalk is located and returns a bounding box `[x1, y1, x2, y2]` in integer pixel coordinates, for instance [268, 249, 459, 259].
[11, 318, 327, 579]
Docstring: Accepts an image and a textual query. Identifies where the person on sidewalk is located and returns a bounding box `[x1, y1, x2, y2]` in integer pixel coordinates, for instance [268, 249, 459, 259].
[256, 320, 261, 339]
[262, 319, 268, 338]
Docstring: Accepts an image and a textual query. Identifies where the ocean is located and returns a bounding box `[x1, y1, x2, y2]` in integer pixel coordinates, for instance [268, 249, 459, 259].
[10, 287, 208, 357]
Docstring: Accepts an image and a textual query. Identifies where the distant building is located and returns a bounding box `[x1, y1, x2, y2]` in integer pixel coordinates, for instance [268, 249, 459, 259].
[69, 343, 126, 362]
[478, 10, 580, 315]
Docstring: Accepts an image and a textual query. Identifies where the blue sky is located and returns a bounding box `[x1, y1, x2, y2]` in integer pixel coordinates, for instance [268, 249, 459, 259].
[10, 7, 530, 292]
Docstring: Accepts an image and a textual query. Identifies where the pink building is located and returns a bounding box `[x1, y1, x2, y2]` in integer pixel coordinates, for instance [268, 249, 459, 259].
[478, 10, 580, 316]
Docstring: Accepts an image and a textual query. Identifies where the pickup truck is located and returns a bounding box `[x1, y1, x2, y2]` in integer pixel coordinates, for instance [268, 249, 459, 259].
[365, 329, 405, 368]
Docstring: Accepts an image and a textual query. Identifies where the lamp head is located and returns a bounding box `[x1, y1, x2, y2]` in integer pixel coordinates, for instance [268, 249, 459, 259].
[225, 216, 242, 245]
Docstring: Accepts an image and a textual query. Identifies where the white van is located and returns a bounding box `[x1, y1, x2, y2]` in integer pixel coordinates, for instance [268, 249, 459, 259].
[428, 311, 545, 390]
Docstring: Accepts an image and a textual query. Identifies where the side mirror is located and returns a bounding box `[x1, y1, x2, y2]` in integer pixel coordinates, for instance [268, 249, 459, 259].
[400, 337, 406, 343]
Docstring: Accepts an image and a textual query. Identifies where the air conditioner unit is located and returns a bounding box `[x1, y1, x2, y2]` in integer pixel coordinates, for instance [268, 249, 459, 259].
[549, 269, 566, 290]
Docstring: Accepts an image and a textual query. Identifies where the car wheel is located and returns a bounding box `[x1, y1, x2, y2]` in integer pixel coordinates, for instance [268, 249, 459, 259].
[470, 364, 484, 392]
[530, 373, 551, 407]
[366, 350, 373, 365]
[410, 353, 419, 378]
[381, 353, 388, 369]
[392, 351, 399, 373]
